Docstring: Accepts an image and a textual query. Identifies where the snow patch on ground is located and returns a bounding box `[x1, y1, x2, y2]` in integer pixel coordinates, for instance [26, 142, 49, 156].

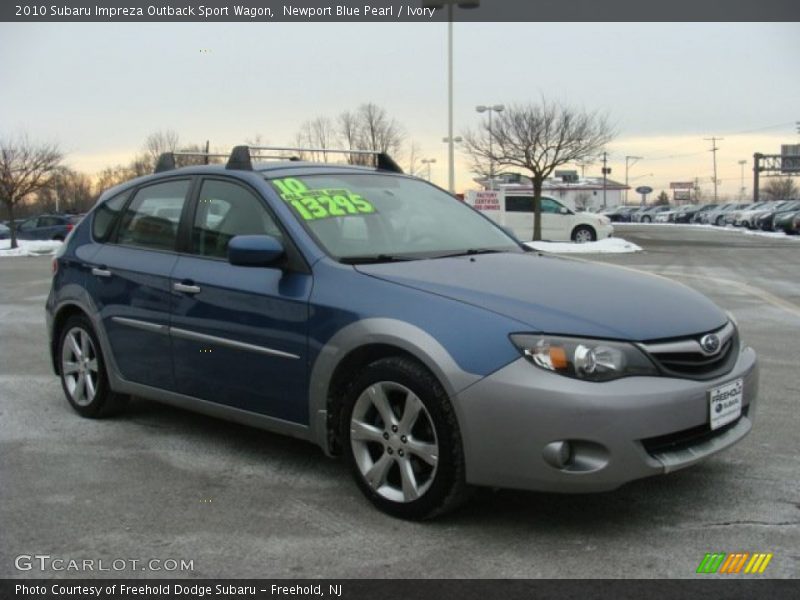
[525, 237, 642, 254]
[0, 240, 63, 257]
[616, 222, 800, 241]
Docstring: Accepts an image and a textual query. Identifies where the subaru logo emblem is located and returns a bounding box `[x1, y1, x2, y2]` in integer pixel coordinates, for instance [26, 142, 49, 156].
[700, 334, 721, 354]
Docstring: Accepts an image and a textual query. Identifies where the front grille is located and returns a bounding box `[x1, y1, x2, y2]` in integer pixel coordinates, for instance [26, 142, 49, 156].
[640, 322, 739, 381]
[641, 407, 749, 456]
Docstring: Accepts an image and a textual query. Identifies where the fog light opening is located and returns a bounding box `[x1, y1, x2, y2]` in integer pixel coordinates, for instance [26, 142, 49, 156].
[543, 440, 573, 469]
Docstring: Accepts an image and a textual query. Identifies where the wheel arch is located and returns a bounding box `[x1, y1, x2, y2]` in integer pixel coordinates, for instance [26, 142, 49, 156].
[571, 223, 596, 242]
[50, 303, 91, 375]
[307, 318, 482, 457]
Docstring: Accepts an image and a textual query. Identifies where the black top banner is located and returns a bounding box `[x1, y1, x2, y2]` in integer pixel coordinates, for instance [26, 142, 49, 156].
[3, 0, 800, 22]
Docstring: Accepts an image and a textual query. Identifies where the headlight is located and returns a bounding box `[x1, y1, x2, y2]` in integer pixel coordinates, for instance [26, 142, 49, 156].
[510, 334, 658, 382]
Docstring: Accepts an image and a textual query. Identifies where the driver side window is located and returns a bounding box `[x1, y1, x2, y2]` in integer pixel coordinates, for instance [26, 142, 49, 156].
[192, 179, 282, 259]
[541, 198, 562, 214]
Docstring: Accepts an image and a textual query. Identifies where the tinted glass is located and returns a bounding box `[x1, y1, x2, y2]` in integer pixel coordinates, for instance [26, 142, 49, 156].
[92, 191, 130, 243]
[192, 180, 282, 258]
[268, 174, 519, 260]
[505, 196, 561, 213]
[116, 180, 189, 251]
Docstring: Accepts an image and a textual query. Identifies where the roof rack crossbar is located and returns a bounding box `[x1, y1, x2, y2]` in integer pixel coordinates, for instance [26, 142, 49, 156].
[244, 146, 404, 174]
[156, 145, 404, 174]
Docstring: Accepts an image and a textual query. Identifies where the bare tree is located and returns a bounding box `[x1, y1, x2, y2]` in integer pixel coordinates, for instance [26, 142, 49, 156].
[762, 177, 799, 200]
[463, 100, 615, 240]
[296, 117, 338, 162]
[405, 140, 424, 177]
[143, 129, 180, 168]
[36, 167, 94, 214]
[334, 103, 405, 166]
[573, 192, 592, 212]
[355, 103, 404, 156]
[0, 134, 63, 248]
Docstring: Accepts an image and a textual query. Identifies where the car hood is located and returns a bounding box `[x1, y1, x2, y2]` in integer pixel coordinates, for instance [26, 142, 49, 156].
[355, 253, 727, 341]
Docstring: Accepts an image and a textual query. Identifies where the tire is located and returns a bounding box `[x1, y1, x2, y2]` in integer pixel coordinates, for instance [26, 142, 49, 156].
[715, 216, 724, 226]
[571, 225, 596, 243]
[341, 356, 471, 520]
[58, 314, 128, 418]
[641, 216, 651, 223]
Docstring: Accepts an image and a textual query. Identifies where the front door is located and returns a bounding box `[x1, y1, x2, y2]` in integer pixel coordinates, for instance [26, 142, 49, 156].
[169, 178, 312, 424]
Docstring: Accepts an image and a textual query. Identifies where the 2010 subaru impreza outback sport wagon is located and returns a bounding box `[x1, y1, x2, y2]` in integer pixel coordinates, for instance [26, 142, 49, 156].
[46, 145, 758, 519]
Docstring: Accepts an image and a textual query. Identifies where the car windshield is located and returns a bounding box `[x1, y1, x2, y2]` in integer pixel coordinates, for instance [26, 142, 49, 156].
[267, 173, 521, 262]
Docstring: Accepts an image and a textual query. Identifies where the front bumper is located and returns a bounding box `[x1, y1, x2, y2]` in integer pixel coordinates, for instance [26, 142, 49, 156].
[454, 346, 758, 492]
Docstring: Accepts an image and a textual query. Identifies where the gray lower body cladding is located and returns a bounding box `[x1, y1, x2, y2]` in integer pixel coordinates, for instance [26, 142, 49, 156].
[455, 347, 758, 492]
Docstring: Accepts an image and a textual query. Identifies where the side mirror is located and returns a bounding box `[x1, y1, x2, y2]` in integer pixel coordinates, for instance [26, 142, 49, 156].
[559, 207, 569, 215]
[228, 235, 285, 267]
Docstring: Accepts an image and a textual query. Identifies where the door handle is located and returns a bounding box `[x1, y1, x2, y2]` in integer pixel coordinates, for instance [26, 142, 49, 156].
[91, 267, 111, 278]
[173, 282, 201, 294]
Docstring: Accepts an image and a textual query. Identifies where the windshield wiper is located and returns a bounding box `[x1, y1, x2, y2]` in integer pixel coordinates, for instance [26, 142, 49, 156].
[433, 248, 505, 259]
[339, 254, 417, 265]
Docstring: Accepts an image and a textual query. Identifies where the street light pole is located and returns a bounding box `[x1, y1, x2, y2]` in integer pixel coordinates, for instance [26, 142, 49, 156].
[476, 104, 504, 190]
[423, 0, 480, 193]
[421, 158, 437, 181]
[625, 156, 643, 205]
[738, 159, 747, 199]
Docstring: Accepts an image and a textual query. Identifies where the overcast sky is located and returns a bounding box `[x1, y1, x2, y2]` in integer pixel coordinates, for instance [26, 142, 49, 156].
[1, 22, 798, 196]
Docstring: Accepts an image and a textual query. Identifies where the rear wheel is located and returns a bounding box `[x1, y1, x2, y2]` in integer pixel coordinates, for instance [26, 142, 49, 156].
[58, 315, 128, 418]
[641, 215, 652, 223]
[342, 357, 471, 519]
[571, 225, 596, 243]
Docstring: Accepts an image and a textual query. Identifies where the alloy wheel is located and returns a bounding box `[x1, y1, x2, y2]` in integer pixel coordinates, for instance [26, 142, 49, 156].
[350, 381, 439, 503]
[61, 326, 100, 407]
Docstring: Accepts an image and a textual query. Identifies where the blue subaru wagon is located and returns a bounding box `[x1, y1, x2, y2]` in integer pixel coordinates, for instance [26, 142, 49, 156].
[46, 146, 758, 519]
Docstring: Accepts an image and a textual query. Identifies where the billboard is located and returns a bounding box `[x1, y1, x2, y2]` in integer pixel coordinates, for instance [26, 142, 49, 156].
[781, 145, 800, 174]
[670, 181, 694, 190]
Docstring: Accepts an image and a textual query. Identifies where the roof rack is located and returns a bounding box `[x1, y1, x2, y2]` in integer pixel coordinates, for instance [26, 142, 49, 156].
[153, 145, 404, 174]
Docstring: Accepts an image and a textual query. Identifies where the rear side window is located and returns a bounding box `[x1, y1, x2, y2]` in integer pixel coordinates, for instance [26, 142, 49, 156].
[92, 191, 130, 243]
[116, 180, 190, 252]
[191, 179, 282, 258]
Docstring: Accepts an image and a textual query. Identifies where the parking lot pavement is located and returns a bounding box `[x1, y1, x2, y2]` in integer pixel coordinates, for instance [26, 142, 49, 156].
[1, 228, 798, 579]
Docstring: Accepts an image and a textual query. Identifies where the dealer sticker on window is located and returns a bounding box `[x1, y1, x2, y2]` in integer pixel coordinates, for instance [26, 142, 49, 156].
[708, 378, 743, 430]
[272, 177, 377, 221]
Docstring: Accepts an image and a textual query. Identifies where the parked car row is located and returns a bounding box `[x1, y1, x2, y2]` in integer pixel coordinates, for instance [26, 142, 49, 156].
[600, 200, 800, 234]
[0, 214, 85, 242]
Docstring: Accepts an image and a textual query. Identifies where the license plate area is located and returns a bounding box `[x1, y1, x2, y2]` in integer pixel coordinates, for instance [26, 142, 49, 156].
[708, 378, 743, 430]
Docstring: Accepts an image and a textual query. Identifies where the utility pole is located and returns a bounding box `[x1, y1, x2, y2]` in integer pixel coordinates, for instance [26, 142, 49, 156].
[204, 140, 210, 165]
[625, 156, 643, 205]
[601, 151, 610, 208]
[704, 137, 723, 203]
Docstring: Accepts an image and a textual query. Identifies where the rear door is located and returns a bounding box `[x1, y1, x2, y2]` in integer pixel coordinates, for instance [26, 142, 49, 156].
[88, 178, 192, 390]
[169, 178, 312, 424]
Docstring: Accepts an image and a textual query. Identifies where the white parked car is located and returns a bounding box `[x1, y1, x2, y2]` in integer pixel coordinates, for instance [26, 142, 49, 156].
[467, 192, 613, 242]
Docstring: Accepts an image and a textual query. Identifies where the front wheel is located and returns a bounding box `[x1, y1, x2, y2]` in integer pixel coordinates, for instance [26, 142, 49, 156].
[571, 225, 596, 243]
[342, 357, 471, 520]
[641, 216, 652, 223]
[58, 315, 128, 418]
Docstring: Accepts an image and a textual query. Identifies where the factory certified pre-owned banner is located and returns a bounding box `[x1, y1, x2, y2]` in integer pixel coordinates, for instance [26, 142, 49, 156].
[3, 0, 799, 22]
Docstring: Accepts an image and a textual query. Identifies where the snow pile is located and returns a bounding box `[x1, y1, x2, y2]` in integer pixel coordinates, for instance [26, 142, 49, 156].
[525, 237, 642, 254]
[0, 240, 63, 257]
